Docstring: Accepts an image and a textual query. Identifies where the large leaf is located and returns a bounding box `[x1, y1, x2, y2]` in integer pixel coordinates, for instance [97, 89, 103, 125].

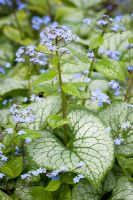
[0, 78, 28, 96]
[26, 96, 61, 130]
[111, 177, 133, 200]
[95, 58, 125, 81]
[28, 110, 114, 188]
[0, 190, 13, 200]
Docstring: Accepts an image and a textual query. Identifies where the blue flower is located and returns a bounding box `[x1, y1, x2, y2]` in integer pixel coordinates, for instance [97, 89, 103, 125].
[114, 137, 123, 145]
[127, 65, 133, 72]
[25, 138, 32, 143]
[83, 18, 91, 25]
[73, 174, 84, 183]
[121, 122, 131, 129]
[91, 88, 110, 106]
[6, 128, 13, 134]
[96, 19, 108, 26]
[0, 173, 5, 179]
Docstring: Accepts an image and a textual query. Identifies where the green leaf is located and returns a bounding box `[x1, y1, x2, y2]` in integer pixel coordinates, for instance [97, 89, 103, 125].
[28, 110, 114, 188]
[30, 186, 53, 200]
[62, 84, 80, 97]
[47, 115, 69, 129]
[20, 129, 42, 139]
[111, 177, 133, 200]
[1, 157, 23, 178]
[3, 26, 32, 45]
[26, 96, 61, 130]
[34, 84, 58, 95]
[89, 35, 103, 49]
[0, 190, 13, 200]
[58, 185, 71, 200]
[34, 71, 57, 85]
[0, 78, 28, 96]
[95, 58, 125, 81]
[117, 155, 133, 177]
[51, 56, 59, 66]
[128, 36, 133, 43]
[45, 180, 61, 191]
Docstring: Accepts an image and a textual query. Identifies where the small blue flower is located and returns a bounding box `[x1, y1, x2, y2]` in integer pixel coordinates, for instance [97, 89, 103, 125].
[121, 122, 131, 129]
[18, 130, 26, 135]
[83, 18, 91, 25]
[97, 19, 108, 26]
[114, 137, 123, 145]
[0, 173, 5, 179]
[127, 65, 133, 72]
[6, 128, 13, 134]
[25, 138, 32, 143]
[73, 174, 84, 183]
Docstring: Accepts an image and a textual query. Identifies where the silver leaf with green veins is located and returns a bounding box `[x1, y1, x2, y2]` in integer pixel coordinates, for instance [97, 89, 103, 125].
[28, 110, 114, 188]
[26, 96, 61, 130]
[99, 102, 133, 156]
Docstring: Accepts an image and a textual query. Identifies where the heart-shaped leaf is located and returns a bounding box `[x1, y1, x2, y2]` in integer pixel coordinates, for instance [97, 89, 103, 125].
[28, 110, 114, 188]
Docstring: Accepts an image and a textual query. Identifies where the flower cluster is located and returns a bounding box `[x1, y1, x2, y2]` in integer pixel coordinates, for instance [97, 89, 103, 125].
[91, 88, 110, 106]
[9, 104, 35, 124]
[109, 80, 120, 96]
[40, 25, 79, 53]
[0, 143, 8, 162]
[15, 45, 47, 66]
[32, 16, 51, 30]
[21, 168, 46, 179]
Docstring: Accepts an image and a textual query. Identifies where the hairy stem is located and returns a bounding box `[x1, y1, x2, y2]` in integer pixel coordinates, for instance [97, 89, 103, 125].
[56, 51, 68, 144]
[124, 73, 133, 102]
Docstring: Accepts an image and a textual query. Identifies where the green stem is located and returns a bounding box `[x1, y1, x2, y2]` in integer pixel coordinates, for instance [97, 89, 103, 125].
[56, 51, 68, 145]
[124, 73, 133, 102]
[82, 57, 95, 106]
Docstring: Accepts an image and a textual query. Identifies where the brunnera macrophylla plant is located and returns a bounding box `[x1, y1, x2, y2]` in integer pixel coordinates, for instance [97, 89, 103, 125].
[0, 1, 133, 199]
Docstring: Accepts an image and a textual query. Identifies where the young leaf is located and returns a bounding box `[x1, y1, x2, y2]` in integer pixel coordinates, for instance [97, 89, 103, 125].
[62, 84, 81, 97]
[27, 110, 114, 189]
[30, 186, 54, 200]
[34, 84, 58, 95]
[34, 70, 57, 85]
[47, 115, 69, 129]
[45, 180, 61, 191]
[89, 35, 103, 49]
[95, 58, 125, 81]
[1, 157, 23, 178]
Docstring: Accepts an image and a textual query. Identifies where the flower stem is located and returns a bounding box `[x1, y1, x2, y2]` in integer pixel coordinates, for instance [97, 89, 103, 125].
[82, 57, 95, 106]
[124, 73, 133, 102]
[56, 51, 68, 145]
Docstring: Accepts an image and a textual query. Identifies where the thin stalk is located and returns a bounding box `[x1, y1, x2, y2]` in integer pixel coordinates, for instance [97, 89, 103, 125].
[82, 57, 95, 106]
[124, 73, 133, 102]
[56, 51, 68, 145]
